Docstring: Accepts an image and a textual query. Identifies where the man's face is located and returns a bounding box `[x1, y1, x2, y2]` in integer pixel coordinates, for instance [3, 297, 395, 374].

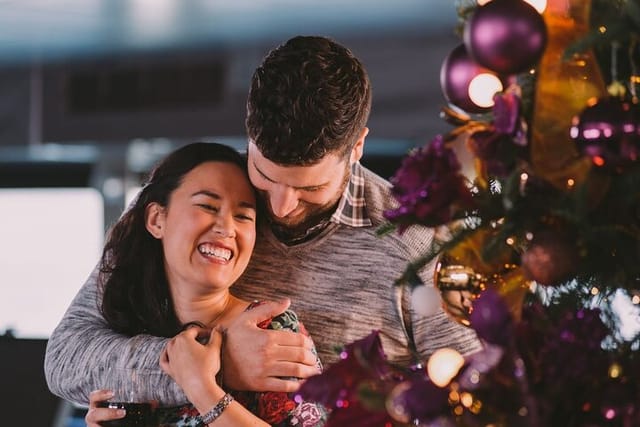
[247, 141, 350, 232]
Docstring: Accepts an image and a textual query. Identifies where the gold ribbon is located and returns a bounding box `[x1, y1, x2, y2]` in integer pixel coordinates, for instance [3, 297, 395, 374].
[529, 0, 607, 188]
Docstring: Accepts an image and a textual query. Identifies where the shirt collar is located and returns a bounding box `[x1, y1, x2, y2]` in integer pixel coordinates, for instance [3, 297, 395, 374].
[330, 161, 372, 227]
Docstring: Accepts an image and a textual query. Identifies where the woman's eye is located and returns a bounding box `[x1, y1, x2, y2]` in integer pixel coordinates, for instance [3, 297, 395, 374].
[236, 214, 255, 222]
[197, 204, 218, 212]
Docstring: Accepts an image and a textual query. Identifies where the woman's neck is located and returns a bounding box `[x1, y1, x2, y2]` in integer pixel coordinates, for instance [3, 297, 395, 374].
[171, 288, 237, 328]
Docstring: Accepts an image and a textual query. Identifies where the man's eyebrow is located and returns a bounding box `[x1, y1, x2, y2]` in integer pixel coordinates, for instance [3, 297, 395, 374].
[253, 162, 277, 183]
[253, 161, 328, 191]
[191, 190, 256, 209]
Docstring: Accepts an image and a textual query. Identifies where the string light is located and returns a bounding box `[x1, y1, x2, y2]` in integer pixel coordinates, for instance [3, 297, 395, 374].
[427, 348, 465, 387]
[608, 362, 622, 379]
[468, 73, 503, 108]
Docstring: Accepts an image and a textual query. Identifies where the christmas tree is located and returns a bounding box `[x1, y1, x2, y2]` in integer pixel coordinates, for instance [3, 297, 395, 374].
[298, 0, 640, 425]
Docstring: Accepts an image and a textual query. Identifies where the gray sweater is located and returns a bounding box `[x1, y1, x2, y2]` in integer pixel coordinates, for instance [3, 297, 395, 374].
[44, 164, 481, 406]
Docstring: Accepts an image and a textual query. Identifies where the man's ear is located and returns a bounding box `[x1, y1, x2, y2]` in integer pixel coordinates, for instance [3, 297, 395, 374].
[350, 127, 368, 164]
[145, 203, 166, 239]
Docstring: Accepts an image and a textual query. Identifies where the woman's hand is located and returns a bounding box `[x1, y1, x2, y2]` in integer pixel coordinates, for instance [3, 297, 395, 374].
[160, 326, 226, 410]
[84, 389, 125, 427]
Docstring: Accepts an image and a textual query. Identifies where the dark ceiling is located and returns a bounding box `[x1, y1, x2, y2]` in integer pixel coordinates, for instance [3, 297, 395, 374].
[0, 1, 463, 146]
[0, 0, 458, 64]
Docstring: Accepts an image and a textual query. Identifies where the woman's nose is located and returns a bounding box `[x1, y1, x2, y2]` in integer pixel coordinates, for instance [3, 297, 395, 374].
[211, 214, 235, 237]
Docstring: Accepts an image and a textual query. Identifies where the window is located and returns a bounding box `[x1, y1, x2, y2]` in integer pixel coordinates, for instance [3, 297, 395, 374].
[0, 188, 103, 338]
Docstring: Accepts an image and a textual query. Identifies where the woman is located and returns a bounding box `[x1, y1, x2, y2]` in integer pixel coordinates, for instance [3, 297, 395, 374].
[84, 142, 326, 426]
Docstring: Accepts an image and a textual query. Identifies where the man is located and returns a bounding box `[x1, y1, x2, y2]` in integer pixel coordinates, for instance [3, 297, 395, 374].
[45, 36, 480, 406]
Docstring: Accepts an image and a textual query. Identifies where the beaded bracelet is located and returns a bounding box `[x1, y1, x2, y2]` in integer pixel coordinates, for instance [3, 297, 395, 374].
[199, 393, 234, 425]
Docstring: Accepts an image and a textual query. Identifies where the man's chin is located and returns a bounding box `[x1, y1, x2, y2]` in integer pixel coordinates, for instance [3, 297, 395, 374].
[268, 216, 305, 230]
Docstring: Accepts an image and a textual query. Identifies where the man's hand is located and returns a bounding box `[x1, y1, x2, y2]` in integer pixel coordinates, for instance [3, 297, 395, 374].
[222, 299, 320, 392]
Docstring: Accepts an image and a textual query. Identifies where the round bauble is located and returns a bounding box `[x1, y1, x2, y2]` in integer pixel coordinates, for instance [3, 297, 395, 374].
[411, 285, 442, 317]
[521, 229, 579, 286]
[440, 43, 503, 114]
[434, 255, 487, 326]
[464, 0, 547, 75]
[570, 97, 640, 167]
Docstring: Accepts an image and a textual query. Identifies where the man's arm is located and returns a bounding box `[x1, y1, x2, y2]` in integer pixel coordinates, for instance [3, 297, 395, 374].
[45, 268, 318, 403]
[44, 265, 186, 406]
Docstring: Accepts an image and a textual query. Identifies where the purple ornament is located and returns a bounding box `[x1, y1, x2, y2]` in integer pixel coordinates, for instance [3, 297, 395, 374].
[469, 288, 513, 346]
[440, 43, 501, 114]
[387, 375, 449, 423]
[464, 0, 547, 75]
[570, 97, 640, 167]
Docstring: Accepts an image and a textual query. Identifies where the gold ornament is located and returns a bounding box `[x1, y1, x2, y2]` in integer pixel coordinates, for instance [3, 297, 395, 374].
[435, 227, 533, 325]
[435, 256, 487, 326]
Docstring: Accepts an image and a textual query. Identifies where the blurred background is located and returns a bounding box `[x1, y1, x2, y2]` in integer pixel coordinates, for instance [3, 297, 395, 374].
[0, 0, 460, 425]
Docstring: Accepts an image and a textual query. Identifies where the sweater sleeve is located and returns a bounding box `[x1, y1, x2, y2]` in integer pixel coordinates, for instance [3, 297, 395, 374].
[43, 264, 188, 406]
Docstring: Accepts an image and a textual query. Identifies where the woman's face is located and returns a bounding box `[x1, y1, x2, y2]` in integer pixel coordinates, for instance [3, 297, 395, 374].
[146, 161, 257, 294]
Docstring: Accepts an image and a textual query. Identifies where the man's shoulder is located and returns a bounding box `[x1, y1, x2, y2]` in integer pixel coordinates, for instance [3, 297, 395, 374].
[359, 165, 433, 252]
[358, 165, 394, 221]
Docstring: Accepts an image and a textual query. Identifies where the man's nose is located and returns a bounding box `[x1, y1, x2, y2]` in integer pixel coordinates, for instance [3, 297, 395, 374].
[269, 185, 299, 218]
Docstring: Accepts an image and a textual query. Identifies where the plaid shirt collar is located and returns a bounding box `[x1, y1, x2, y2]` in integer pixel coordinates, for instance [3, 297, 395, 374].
[330, 161, 373, 227]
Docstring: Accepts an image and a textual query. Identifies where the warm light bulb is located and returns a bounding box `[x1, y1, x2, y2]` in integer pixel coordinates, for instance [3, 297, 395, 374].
[477, 0, 546, 13]
[468, 73, 503, 108]
[427, 348, 465, 387]
[525, 0, 547, 13]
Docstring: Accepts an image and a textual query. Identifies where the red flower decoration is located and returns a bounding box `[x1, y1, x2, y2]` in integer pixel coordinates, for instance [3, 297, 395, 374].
[178, 405, 200, 417]
[258, 391, 297, 424]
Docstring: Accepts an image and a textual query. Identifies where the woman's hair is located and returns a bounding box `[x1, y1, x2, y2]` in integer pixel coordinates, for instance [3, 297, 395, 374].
[99, 142, 250, 337]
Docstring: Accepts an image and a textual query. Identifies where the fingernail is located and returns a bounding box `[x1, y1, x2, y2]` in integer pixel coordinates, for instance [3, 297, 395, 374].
[117, 409, 126, 417]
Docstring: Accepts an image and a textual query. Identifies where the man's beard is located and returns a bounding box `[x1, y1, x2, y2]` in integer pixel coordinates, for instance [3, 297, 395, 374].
[267, 199, 338, 236]
[264, 163, 350, 241]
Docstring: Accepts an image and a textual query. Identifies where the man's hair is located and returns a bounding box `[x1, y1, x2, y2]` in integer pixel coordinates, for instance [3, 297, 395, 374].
[246, 35, 372, 166]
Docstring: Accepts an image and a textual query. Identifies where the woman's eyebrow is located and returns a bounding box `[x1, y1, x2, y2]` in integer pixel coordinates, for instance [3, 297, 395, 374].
[191, 190, 221, 200]
[192, 190, 256, 209]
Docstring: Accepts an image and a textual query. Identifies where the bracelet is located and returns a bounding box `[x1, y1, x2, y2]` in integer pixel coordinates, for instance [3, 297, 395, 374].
[199, 393, 234, 425]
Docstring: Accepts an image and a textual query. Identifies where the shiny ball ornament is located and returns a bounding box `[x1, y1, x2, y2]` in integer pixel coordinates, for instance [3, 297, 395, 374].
[385, 382, 412, 423]
[521, 229, 579, 286]
[411, 285, 442, 317]
[464, 0, 547, 75]
[440, 43, 504, 114]
[434, 255, 487, 326]
[570, 97, 640, 167]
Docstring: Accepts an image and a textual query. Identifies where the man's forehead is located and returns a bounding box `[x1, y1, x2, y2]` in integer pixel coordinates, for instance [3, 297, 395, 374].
[247, 141, 344, 187]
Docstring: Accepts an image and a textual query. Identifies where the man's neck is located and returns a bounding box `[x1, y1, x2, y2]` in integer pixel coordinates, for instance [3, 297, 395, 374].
[269, 215, 333, 246]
